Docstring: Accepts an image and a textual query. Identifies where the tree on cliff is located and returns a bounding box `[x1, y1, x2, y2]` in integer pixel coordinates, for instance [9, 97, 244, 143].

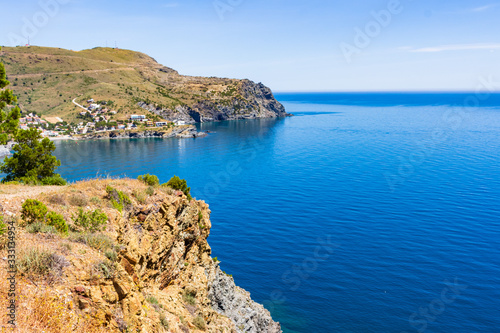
[0, 49, 64, 185]
[0, 127, 64, 184]
[0, 47, 21, 144]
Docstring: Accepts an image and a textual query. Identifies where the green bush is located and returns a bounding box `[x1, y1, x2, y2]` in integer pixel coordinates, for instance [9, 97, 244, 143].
[106, 186, 131, 212]
[46, 211, 68, 234]
[165, 175, 192, 200]
[40, 175, 67, 186]
[138, 173, 159, 186]
[21, 199, 48, 224]
[73, 208, 108, 232]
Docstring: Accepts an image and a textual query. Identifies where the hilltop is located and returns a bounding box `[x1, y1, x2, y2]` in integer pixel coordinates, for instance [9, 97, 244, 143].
[0, 46, 288, 124]
[0, 178, 281, 332]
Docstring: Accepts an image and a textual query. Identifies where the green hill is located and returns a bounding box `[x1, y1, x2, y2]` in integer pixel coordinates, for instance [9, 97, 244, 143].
[0, 46, 288, 124]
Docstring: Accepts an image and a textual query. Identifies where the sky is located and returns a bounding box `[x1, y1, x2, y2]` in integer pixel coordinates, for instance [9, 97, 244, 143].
[1, 0, 500, 92]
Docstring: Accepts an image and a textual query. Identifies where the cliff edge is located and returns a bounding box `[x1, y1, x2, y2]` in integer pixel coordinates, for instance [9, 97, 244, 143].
[0, 179, 281, 332]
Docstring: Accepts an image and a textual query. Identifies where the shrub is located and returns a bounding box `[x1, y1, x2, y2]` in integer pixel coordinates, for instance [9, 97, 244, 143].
[0, 215, 6, 235]
[146, 295, 159, 305]
[93, 259, 116, 279]
[165, 175, 192, 200]
[133, 189, 146, 204]
[193, 315, 206, 331]
[16, 247, 69, 280]
[160, 312, 169, 329]
[105, 249, 117, 261]
[48, 194, 66, 206]
[21, 199, 47, 224]
[69, 194, 88, 207]
[90, 196, 101, 205]
[145, 186, 155, 196]
[73, 208, 108, 232]
[0, 215, 7, 249]
[46, 211, 68, 234]
[183, 290, 196, 305]
[26, 221, 56, 234]
[106, 186, 132, 212]
[40, 175, 67, 185]
[138, 173, 159, 186]
[69, 232, 114, 252]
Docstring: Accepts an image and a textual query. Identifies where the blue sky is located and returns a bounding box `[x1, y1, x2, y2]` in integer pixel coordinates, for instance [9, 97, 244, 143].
[1, 0, 500, 92]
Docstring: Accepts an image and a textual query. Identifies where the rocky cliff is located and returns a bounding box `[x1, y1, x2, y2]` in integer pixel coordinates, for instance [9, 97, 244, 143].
[0, 179, 281, 333]
[137, 80, 289, 124]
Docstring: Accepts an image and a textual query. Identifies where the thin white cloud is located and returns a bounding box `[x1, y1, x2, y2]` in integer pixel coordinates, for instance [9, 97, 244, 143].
[471, 3, 499, 12]
[162, 2, 179, 8]
[410, 43, 500, 53]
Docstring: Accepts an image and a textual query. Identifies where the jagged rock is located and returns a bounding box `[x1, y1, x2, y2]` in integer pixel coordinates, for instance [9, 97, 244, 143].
[209, 265, 282, 333]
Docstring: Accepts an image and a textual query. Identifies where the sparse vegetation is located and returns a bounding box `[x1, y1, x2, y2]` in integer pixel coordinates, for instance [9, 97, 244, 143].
[193, 315, 206, 331]
[16, 247, 68, 280]
[73, 208, 108, 232]
[48, 194, 67, 206]
[93, 259, 117, 279]
[145, 186, 155, 196]
[69, 232, 114, 252]
[106, 185, 132, 212]
[69, 193, 88, 207]
[183, 290, 196, 305]
[133, 189, 147, 204]
[160, 312, 169, 329]
[26, 221, 56, 234]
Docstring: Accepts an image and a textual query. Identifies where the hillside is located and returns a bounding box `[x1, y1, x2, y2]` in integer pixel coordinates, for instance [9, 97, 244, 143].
[0, 46, 288, 124]
[0, 179, 281, 332]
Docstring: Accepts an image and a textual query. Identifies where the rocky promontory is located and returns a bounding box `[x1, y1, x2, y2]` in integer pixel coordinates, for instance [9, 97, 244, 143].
[138, 80, 290, 124]
[0, 179, 281, 332]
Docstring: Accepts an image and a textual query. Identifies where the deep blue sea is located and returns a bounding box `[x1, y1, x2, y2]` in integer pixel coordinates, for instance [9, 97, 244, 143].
[53, 93, 500, 333]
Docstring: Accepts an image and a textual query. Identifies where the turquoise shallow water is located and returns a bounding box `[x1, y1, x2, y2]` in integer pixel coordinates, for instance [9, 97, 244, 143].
[53, 93, 500, 333]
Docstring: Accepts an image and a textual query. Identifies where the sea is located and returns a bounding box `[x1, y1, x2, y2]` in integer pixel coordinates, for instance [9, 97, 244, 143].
[53, 92, 500, 333]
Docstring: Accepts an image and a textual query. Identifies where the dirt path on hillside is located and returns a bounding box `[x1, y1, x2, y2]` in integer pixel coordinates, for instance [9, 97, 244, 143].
[0, 185, 64, 215]
[7, 67, 137, 79]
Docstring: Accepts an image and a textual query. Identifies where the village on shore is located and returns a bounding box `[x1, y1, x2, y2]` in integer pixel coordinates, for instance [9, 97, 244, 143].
[21, 98, 186, 139]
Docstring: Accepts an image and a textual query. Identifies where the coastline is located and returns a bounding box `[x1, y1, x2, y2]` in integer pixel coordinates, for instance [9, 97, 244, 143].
[48, 125, 207, 142]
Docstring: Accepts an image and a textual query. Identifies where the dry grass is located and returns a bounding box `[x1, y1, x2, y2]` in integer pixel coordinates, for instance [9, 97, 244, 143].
[0, 265, 109, 332]
[0, 178, 183, 332]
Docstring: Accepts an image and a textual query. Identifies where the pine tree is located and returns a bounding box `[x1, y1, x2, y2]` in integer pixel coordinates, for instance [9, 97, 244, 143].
[0, 47, 21, 144]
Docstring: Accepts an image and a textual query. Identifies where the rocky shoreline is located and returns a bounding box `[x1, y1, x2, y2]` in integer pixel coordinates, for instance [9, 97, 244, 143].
[75, 126, 207, 141]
